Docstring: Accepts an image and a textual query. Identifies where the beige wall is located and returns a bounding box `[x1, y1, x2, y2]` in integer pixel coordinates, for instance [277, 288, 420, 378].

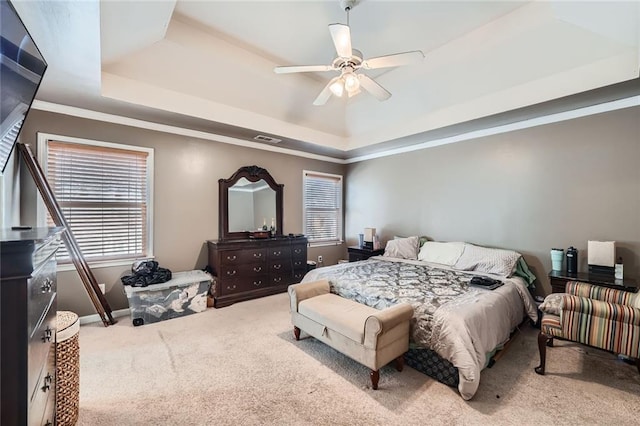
[18, 110, 346, 316]
[345, 107, 640, 295]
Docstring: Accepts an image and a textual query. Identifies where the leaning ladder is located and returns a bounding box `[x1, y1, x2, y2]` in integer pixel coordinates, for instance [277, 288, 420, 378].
[18, 143, 115, 326]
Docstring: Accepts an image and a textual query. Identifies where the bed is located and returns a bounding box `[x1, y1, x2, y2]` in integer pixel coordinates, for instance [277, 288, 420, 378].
[301, 240, 538, 400]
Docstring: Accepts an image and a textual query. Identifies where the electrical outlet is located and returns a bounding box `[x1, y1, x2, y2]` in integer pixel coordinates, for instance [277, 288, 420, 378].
[317, 255, 323, 263]
[98, 283, 106, 294]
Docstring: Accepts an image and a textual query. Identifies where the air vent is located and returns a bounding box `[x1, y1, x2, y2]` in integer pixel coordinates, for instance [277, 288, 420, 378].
[253, 135, 282, 144]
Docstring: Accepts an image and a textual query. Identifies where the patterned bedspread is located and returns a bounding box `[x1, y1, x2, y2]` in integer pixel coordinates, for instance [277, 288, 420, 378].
[302, 257, 538, 399]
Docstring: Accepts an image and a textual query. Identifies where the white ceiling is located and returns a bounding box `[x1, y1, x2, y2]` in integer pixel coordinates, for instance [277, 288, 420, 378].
[12, 0, 640, 159]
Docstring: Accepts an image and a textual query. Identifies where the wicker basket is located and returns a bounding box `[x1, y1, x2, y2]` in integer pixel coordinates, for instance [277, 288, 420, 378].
[56, 311, 80, 426]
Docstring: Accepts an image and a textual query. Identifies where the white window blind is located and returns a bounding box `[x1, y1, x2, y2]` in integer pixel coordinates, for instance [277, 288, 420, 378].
[46, 140, 151, 263]
[303, 171, 343, 244]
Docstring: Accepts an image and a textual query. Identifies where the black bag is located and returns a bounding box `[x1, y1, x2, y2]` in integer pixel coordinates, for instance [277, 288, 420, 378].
[469, 276, 503, 290]
[121, 260, 172, 287]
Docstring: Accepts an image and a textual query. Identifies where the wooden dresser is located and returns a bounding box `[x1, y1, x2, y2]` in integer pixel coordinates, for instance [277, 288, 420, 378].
[207, 237, 308, 307]
[1, 227, 62, 426]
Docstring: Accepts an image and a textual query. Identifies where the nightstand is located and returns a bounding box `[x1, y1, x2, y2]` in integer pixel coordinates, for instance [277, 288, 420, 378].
[548, 270, 638, 293]
[347, 246, 385, 262]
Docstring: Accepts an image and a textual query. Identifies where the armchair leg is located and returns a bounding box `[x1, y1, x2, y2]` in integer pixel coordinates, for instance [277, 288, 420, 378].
[535, 331, 552, 375]
[293, 326, 300, 341]
[636, 359, 640, 375]
[370, 370, 379, 390]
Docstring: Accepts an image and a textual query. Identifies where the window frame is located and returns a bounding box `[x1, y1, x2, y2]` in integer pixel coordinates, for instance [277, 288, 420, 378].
[37, 133, 154, 270]
[302, 170, 344, 247]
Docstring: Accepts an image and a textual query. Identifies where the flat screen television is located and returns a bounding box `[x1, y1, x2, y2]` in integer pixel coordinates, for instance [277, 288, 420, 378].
[0, 0, 47, 173]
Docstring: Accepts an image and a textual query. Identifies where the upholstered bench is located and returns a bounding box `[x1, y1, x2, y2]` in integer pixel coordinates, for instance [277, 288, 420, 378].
[288, 280, 413, 389]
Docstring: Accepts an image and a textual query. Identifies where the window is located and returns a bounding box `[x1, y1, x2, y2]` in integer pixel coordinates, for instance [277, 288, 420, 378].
[41, 135, 153, 264]
[303, 170, 343, 245]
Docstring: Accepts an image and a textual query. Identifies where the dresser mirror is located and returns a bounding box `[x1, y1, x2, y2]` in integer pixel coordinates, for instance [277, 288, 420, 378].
[219, 166, 283, 240]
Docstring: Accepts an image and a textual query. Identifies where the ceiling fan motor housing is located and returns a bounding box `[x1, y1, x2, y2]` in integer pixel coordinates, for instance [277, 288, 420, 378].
[339, 0, 358, 12]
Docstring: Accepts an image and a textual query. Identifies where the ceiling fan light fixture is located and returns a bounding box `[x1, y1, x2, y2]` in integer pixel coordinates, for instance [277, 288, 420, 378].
[343, 72, 360, 93]
[329, 79, 344, 97]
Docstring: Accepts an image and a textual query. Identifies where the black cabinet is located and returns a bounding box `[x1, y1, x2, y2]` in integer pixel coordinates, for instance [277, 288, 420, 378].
[347, 246, 385, 262]
[548, 270, 638, 293]
[1, 227, 62, 426]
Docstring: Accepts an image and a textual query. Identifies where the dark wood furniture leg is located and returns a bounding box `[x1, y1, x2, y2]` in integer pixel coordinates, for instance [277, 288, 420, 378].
[394, 356, 404, 372]
[293, 326, 300, 341]
[535, 331, 553, 375]
[636, 359, 640, 375]
[370, 370, 379, 390]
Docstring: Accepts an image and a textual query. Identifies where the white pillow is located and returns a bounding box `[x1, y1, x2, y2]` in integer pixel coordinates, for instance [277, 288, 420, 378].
[454, 243, 521, 277]
[384, 236, 419, 260]
[418, 241, 464, 266]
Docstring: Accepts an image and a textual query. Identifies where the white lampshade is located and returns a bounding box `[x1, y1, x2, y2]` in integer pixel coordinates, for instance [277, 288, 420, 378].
[329, 79, 344, 97]
[344, 72, 360, 93]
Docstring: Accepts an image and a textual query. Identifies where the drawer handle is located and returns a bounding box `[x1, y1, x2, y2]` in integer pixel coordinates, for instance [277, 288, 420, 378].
[253, 266, 262, 272]
[294, 248, 302, 254]
[253, 253, 262, 258]
[294, 261, 302, 266]
[41, 374, 53, 392]
[273, 264, 282, 270]
[273, 277, 282, 283]
[226, 270, 237, 276]
[226, 284, 236, 290]
[253, 280, 262, 286]
[226, 255, 237, 261]
[41, 328, 52, 343]
[41, 279, 53, 293]
[273, 251, 281, 256]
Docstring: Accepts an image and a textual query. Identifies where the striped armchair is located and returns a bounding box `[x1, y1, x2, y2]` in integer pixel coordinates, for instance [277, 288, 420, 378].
[535, 281, 640, 375]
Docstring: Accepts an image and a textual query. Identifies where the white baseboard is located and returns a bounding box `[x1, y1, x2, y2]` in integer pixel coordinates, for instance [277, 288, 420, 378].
[79, 308, 131, 325]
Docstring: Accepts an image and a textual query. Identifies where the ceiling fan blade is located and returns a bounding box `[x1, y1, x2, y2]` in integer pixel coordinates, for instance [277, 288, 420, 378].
[329, 23, 352, 59]
[362, 50, 425, 70]
[313, 76, 341, 106]
[274, 64, 334, 74]
[358, 74, 391, 101]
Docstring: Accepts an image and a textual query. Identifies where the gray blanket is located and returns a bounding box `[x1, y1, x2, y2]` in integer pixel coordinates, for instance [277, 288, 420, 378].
[302, 257, 538, 400]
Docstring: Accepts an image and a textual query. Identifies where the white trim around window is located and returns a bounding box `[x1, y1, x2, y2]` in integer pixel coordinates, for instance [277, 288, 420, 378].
[303, 170, 343, 247]
[36, 133, 154, 269]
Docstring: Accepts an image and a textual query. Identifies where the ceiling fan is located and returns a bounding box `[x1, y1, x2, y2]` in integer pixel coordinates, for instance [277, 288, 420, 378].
[274, 0, 424, 106]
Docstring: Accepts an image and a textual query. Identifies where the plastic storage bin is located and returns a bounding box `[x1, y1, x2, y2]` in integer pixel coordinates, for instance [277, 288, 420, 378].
[124, 270, 212, 326]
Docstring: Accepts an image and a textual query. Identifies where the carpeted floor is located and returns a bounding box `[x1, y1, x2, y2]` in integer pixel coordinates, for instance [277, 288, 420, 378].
[77, 292, 640, 425]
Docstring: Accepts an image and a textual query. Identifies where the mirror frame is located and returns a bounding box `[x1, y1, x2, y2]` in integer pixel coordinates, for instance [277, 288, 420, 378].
[219, 165, 283, 240]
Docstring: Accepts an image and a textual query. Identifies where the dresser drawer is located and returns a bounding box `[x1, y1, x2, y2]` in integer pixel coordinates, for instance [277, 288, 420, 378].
[28, 258, 56, 336]
[28, 298, 56, 400]
[269, 272, 296, 286]
[219, 263, 267, 279]
[220, 248, 267, 265]
[32, 237, 60, 273]
[218, 276, 269, 295]
[291, 244, 306, 260]
[268, 246, 291, 260]
[292, 258, 305, 270]
[293, 269, 306, 283]
[550, 277, 567, 293]
[269, 261, 292, 275]
[29, 344, 55, 426]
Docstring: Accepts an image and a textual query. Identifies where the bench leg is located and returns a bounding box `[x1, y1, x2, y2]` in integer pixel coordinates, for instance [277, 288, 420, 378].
[293, 326, 300, 341]
[370, 370, 379, 390]
[395, 356, 404, 372]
